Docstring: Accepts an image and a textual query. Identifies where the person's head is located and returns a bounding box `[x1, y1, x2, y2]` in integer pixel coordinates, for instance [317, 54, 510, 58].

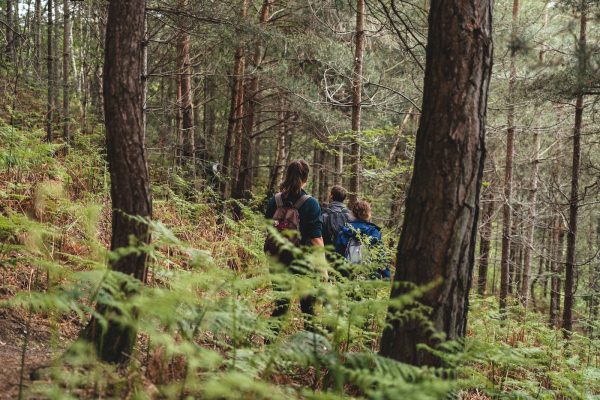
[352, 200, 372, 222]
[329, 185, 347, 203]
[280, 159, 310, 196]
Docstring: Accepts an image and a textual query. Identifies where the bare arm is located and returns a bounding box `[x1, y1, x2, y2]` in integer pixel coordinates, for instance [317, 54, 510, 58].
[311, 237, 324, 247]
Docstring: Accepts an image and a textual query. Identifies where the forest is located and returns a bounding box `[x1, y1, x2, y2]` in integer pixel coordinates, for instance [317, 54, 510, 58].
[0, 0, 599, 398]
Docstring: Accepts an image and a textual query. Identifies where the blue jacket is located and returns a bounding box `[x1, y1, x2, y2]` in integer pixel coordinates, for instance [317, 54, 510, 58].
[335, 220, 382, 255]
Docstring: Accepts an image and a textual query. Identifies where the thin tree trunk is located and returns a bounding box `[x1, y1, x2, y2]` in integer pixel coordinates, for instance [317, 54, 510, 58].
[46, 0, 55, 142]
[530, 221, 546, 308]
[320, 149, 330, 203]
[563, 5, 587, 336]
[550, 217, 564, 328]
[221, 2, 247, 199]
[268, 108, 287, 195]
[82, 0, 151, 364]
[334, 144, 343, 186]
[499, 0, 519, 313]
[478, 186, 495, 295]
[34, 0, 42, 75]
[177, 0, 195, 170]
[203, 76, 216, 159]
[62, 0, 71, 145]
[233, 0, 270, 200]
[520, 128, 540, 306]
[379, 0, 493, 367]
[6, 0, 15, 62]
[348, 0, 365, 206]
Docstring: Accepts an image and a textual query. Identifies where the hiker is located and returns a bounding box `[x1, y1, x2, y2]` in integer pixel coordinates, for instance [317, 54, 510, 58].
[320, 185, 351, 246]
[264, 160, 324, 326]
[335, 200, 391, 279]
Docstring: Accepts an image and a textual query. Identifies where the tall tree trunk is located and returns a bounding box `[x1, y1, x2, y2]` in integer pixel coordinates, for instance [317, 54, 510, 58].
[63, 0, 71, 145]
[177, 0, 195, 171]
[6, 0, 15, 62]
[348, 0, 365, 206]
[221, 3, 247, 199]
[34, 0, 42, 75]
[530, 221, 547, 308]
[563, 5, 587, 336]
[46, 0, 55, 142]
[334, 144, 343, 186]
[478, 186, 495, 295]
[203, 76, 216, 159]
[319, 149, 330, 203]
[82, 0, 151, 364]
[268, 109, 287, 196]
[312, 144, 320, 196]
[233, 0, 271, 200]
[379, 0, 493, 367]
[509, 211, 520, 294]
[520, 128, 540, 307]
[499, 0, 519, 313]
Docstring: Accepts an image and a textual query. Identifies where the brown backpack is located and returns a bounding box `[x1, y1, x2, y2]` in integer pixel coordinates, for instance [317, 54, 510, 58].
[264, 192, 311, 257]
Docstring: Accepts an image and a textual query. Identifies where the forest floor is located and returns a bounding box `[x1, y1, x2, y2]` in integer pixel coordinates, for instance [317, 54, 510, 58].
[0, 307, 77, 399]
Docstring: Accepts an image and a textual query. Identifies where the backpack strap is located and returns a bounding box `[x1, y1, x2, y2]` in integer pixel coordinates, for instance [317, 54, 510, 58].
[275, 192, 284, 208]
[293, 194, 311, 209]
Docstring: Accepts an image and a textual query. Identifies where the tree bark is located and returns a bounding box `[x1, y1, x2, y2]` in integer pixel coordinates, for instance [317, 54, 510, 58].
[268, 107, 287, 195]
[233, 0, 271, 200]
[379, 0, 493, 367]
[221, 2, 247, 199]
[82, 0, 152, 364]
[34, 0, 42, 75]
[550, 216, 564, 328]
[478, 185, 495, 295]
[499, 0, 519, 313]
[46, 0, 55, 142]
[5, 0, 15, 62]
[520, 128, 540, 307]
[563, 5, 587, 336]
[63, 0, 71, 145]
[348, 0, 365, 206]
[176, 0, 195, 170]
[203, 76, 216, 158]
[334, 144, 343, 186]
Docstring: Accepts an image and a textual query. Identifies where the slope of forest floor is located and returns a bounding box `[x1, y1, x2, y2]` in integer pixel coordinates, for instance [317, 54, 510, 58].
[0, 123, 599, 399]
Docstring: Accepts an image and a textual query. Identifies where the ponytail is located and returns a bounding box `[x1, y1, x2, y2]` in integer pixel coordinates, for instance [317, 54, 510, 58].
[280, 160, 310, 196]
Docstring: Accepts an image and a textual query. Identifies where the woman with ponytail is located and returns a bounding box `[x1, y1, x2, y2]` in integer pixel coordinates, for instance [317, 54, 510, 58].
[265, 160, 324, 247]
[265, 160, 324, 330]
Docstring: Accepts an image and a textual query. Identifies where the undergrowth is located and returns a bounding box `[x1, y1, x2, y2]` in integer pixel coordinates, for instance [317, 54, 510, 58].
[0, 123, 599, 399]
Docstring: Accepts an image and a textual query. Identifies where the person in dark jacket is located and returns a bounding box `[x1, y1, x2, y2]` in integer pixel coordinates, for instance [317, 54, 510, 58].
[264, 160, 324, 329]
[336, 200, 391, 279]
[320, 186, 351, 246]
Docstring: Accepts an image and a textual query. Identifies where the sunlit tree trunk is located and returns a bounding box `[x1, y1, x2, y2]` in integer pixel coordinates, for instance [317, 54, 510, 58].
[379, 0, 493, 367]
